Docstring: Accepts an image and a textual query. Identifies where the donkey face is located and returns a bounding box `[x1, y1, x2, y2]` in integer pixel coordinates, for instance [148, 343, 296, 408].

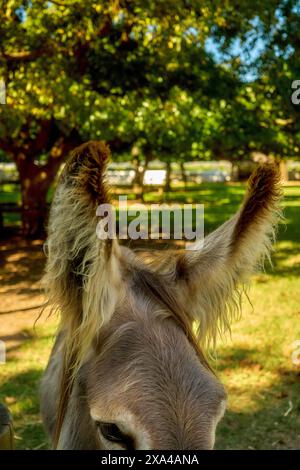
[85, 301, 227, 450]
[42, 141, 281, 449]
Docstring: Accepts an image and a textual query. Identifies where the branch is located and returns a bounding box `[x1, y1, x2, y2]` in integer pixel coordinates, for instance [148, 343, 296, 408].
[48, 0, 72, 6]
[0, 47, 53, 63]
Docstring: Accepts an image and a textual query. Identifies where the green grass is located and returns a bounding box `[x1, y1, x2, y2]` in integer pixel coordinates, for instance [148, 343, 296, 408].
[1, 182, 300, 449]
[0, 323, 58, 449]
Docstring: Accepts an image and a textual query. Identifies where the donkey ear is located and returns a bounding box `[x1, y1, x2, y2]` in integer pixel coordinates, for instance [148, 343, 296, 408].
[174, 164, 282, 346]
[43, 141, 123, 368]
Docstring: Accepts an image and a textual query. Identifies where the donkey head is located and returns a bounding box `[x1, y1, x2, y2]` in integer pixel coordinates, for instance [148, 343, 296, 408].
[43, 141, 281, 449]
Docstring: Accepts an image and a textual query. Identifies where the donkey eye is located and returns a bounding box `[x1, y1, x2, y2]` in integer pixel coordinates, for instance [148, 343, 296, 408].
[96, 421, 132, 448]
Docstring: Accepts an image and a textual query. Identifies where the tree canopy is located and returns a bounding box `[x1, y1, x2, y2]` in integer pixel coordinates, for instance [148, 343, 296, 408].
[0, 0, 299, 235]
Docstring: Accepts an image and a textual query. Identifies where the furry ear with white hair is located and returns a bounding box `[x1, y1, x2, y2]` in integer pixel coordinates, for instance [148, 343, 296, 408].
[43, 141, 122, 371]
[172, 164, 282, 346]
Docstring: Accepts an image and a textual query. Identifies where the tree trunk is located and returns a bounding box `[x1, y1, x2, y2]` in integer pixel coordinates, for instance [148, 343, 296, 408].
[231, 162, 239, 182]
[140, 159, 151, 202]
[1, 121, 81, 237]
[133, 153, 151, 201]
[17, 154, 62, 238]
[133, 160, 148, 192]
[133, 157, 143, 188]
[20, 178, 49, 238]
[164, 161, 172, 193]
[279, 159, 288, 182]
[274, 157, 288, 182]
[180, 161, 187, 189]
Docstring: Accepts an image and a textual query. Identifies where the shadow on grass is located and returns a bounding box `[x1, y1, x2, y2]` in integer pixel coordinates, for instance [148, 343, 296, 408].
[0, 240, 45, 298]
[2, 330, 55, 357]
[267, 203, 300, 278]
[214, 346, 262, 372]
[0, 368, 48, 449]
[215, 370, 300, 449]
[213, 341, 300, 449]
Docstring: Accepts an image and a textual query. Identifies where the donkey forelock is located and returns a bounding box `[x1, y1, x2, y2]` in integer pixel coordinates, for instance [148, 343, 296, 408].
[41, 141, 282, 449]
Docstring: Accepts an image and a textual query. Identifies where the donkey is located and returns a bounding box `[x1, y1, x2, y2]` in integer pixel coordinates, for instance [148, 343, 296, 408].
[40, 141, 281, 450]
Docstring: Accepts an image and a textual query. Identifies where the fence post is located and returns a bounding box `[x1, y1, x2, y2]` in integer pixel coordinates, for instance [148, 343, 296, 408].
[0, 404, 14, 450]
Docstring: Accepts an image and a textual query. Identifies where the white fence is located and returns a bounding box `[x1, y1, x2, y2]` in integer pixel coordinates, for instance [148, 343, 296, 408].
[0, 162, 232, 186]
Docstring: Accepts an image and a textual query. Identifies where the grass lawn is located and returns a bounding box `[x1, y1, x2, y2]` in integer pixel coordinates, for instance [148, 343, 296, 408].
[0, 181, 299, 449]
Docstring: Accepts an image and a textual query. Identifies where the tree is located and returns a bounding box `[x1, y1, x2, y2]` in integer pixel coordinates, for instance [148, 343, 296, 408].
[3, 0, 298, 238]
[0, 0, 242, 235]
[207, 0, 300, 167]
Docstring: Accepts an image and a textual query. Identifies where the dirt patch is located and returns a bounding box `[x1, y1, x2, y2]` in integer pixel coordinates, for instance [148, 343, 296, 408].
[0, 237, 47, 353]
